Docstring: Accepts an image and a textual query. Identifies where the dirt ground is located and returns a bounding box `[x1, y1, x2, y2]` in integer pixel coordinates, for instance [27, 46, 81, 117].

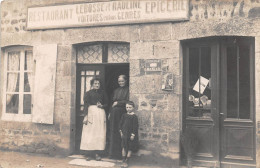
[0, 150, 177, 168]
[0, 150, 81, 168]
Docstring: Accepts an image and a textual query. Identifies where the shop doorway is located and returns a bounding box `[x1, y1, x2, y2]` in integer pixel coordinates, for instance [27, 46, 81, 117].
[182, 37, 255, 168]
[75, 63, 129, 153]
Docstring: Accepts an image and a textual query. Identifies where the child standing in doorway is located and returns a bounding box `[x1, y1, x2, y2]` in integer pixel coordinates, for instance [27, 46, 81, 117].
[119, 101, 139, 166]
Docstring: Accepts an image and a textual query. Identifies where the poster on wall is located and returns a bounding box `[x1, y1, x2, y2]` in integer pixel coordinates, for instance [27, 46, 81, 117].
[161, 72, 174, 90]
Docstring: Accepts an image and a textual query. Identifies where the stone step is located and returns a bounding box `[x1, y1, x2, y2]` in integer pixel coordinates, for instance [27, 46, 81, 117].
[68, 158, 116, 167]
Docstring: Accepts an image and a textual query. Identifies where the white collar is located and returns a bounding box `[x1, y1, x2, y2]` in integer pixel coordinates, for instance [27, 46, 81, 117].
[127, 112, 135, 115]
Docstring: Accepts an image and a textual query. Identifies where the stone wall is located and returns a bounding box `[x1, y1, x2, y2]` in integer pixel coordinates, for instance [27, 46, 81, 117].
[130, 36, 181, 156]
[255, 36, 260, 168]
[0, 123, 63, 155]
[0, 1, 260, 166]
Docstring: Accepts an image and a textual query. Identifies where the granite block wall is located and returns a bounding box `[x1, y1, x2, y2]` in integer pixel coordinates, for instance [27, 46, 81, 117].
[255, 36, 260, 168]
[0, 1, 260, 165]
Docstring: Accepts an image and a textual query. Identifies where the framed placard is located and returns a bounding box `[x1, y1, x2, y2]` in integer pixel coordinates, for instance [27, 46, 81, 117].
[162, 72, 174, 90]
[145, 59, 162, 72]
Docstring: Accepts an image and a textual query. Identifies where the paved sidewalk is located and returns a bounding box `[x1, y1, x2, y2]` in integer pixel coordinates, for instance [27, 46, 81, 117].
[0, 150, 177, 168]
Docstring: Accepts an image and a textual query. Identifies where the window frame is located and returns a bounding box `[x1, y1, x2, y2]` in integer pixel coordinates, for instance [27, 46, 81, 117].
[76, 42, 130, 64]
[183, 40, 218, 121]
[1, 46, 34, 122]
[186, 46, 212, 119]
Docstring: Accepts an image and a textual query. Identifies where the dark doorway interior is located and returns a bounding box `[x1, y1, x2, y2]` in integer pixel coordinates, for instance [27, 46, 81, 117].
[104, 64, 129, 114]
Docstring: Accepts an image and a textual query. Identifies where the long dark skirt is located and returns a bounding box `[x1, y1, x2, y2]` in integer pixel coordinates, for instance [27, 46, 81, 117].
[109, 106, 126, 159]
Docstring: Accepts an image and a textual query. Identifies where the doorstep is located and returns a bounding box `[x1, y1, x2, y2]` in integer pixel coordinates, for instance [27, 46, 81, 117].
[68, 155, 121, 167]
[68, 154, 177, 168]
[69, 158, 116, 167]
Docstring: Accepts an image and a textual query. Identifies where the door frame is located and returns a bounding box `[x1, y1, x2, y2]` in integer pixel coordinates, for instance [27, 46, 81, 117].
[182, 37, 256, 168]
[74, 63, 130, 153]
[75, 64, 105, 153]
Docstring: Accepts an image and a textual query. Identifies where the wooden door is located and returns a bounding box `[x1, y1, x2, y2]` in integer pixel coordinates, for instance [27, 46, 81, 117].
[220, 37, 255, 168]
[183, 37, 255, 168]
[183, 40, 219, 167]
[75, 64, 105, 153]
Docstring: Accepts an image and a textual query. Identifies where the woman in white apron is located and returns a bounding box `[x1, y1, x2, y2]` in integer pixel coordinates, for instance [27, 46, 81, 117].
[80, 78, 108, 161]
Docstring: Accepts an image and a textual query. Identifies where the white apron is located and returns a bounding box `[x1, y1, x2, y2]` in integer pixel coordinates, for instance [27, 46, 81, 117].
[80, 105, 106, 150]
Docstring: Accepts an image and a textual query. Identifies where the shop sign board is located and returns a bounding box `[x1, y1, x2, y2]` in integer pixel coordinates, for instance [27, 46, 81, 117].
[27, 0, 189, 30]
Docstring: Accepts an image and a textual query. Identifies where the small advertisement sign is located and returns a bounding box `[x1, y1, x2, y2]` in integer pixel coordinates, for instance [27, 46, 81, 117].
[145, 59, 162, 72]
[162, 72, 174, 90]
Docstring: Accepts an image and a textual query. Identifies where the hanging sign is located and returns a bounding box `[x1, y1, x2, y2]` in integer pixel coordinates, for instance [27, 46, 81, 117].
[27, 0, 189, 30]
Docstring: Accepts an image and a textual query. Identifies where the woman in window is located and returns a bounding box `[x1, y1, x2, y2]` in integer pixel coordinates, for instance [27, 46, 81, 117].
[80, 78, 108, 161]
[108, 75, 129, 159]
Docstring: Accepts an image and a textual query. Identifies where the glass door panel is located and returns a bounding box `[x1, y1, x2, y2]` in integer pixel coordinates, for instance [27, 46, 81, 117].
[226, 45, 251, 119]
[188, 47, 212, 119]
[79, 70, 102, 116]
[75, 65, 105, 152]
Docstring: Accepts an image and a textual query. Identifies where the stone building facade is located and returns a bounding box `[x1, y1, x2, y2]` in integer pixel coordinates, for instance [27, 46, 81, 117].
[1, 0, 260, 167]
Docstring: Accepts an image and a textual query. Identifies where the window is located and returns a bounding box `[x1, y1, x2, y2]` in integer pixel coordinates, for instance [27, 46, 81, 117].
[77, 42, 129, 64]
[107, 43, 129, 63]
[187, 47, 212, 118]
[77, 44, 103, 63]
[226, 45, 251, 119]
[184, 37, 254, 120]
[80, 70, 101, 111]
[2, 46, 34, 122]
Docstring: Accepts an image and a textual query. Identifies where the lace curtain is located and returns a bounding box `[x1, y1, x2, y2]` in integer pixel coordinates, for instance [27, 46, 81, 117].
[25, 51, 33, 92]
[6, 51, 20, 104]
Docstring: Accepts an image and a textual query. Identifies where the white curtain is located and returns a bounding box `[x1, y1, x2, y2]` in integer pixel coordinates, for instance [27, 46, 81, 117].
[6, 52, 20, 104]
[26, 51, 33, 92]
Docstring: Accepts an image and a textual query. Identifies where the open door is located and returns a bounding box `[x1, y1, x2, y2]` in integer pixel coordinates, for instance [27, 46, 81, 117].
[75, 63, 129, 153]
[75, 64, 105, 153]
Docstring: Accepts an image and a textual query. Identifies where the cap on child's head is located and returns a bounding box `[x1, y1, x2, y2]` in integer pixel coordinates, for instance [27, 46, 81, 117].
[126, 101, 135, 107]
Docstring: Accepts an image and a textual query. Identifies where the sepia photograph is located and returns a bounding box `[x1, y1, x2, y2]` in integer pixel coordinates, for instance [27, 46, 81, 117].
[0, 0, 259, 167]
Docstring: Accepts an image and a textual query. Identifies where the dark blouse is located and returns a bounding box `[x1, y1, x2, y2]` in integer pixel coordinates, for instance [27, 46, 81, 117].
[112, 86, 129, 107]
[83, 89, 108, 115]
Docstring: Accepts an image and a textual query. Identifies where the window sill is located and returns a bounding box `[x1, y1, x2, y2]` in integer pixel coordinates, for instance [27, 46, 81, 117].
[1, 113, 32, 122]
